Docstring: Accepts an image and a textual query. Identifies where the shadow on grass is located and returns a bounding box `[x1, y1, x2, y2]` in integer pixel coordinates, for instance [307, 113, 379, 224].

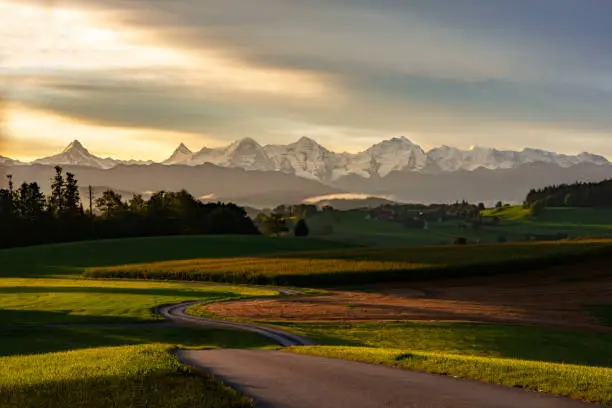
[0, 286, 242, 298]
[0, 324, 276, 357]
[0, 235, 352, 278]
[0, 308, 148, 326]
[589, 304, 612, 327]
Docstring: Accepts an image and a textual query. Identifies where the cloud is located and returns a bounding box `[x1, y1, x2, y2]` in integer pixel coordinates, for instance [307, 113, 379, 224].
[3, 0, 612, 159]
[4, 104, 222, 161]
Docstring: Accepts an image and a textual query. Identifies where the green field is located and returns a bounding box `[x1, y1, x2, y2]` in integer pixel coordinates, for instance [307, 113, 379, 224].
[277, 322, 612, 367]
[0, 235, 351, 278]
[1, 236, 321, 407]
[0, 344, 254, 408]
[4, 234, 612, 406]
[0, 278, 276, 325]
[306, 207, 612, 246]
[85, 239, 612, 286]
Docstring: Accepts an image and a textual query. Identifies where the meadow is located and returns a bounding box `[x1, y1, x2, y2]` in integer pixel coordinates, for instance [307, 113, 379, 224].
[0, 344, 254, 408]
[0, 235, 323, 407]
[85, 239, 612, 286]
[306, 206, 612, 246]
[3, 233, 612, 406]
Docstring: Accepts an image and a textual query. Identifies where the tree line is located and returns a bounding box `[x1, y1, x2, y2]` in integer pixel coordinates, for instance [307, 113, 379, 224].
[525, 179, 612, 208]
[0, 166, 259, 249]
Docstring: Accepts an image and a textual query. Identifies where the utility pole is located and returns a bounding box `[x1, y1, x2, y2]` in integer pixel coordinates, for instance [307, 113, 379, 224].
[6, 174, 13, 195]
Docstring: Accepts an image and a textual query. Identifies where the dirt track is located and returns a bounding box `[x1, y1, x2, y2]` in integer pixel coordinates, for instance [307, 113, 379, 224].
[208, 260, 612, 330]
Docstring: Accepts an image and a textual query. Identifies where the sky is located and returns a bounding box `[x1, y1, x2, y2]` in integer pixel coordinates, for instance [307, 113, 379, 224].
[2, 0, 612, 161]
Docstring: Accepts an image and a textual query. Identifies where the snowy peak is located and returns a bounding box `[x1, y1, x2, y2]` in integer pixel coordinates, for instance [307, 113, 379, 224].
[355, 136, 427, 177]
[34, 140, 117, 169]
[63, 140, 88, 154]
[222, 138, 274, 171]
[264, 136, 339, 181]
[32, 140, 152, 169]
[164, 143, 194, 165]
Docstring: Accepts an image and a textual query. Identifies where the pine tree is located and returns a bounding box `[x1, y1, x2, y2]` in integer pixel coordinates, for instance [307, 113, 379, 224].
[63, 172, 81, 215]
[49, 166, 65, 216]
[15, 182, 45, 219]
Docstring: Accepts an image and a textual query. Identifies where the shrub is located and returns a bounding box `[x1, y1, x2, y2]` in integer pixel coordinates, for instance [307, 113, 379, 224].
[294, 219, 310, 237]
[453, 237, 468, 245]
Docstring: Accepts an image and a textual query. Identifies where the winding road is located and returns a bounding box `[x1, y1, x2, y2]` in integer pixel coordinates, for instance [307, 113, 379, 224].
[159, 301, 602, 408]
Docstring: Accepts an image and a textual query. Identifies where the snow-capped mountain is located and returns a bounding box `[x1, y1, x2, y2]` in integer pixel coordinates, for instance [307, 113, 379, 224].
[33, 140, 118, 169]
[264, 137, 345, 181]
[188, 138, 275, 171]
[342, 136, 427, 178]
[163, 143, 193, 165]
[427, 146, 519, 172]
[32, 140, 152, 169]
[8, 138, 610, 185]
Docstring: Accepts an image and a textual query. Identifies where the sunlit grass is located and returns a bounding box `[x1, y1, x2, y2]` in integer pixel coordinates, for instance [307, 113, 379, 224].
[274, 322, 612, 367]
[288, 346, 612, 405]
[0, 278, 277, 326]
[0, 344, 253, 408]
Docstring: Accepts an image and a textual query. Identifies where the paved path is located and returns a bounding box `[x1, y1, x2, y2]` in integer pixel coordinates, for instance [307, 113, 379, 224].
[178, 349, 599, 408]
[156, 301, 313, 346]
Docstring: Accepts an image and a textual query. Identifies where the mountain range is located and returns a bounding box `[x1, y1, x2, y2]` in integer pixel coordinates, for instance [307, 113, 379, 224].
[3, 138, 612, 207]
[5, 137, 610, 182]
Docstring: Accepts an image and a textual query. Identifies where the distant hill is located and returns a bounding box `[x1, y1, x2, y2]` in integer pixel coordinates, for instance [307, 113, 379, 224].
[3, 163, 341, 209]
[332, 162, 612, 205]
[303, 193, 398, 210]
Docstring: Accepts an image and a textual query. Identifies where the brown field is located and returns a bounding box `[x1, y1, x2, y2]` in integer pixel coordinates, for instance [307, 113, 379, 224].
[207, 259, 612, 331]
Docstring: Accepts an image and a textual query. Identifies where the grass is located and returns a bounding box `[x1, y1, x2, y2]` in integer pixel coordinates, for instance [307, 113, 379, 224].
[0, 278, 277, 325]
[482, 206, 612, 239]
[0, 235, 352, 278]
[85, 239, 612, 286]
[287, 346, 612, 406]
[274, 322, 612, 367]
[279, 321, 612, 405]
[306, 207, 612, 247]
[589, 304, 612, 327]
[0, 344, 254, 408]
[0, 325, 276, 357]
[0, 236, 316, 407]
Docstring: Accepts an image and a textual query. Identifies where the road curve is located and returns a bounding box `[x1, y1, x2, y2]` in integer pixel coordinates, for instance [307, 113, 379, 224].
[178, 349, 599, 408]
[156, 301, 314, 346]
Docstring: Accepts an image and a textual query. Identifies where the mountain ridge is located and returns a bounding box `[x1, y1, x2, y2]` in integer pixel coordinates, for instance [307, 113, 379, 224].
[5, 137, 610, 184]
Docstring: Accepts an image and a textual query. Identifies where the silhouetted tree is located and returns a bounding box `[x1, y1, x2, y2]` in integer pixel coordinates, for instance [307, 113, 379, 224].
[128, 194, 147, 214]
[15, 182, 45, 219]
[294, 219, 310, 237]
[63, 172, 81, 215]
[257, 213, 288, 236]
[49, 166, 65, 215]
[96, 190, 127, 218]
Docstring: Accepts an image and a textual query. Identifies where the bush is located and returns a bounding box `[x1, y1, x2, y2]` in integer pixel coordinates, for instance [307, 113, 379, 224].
[294, 219, 310, 237]
[453, 237, 468, 245]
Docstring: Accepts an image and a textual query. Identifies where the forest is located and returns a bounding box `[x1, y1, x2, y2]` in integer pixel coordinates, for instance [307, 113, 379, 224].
[0, 166, 259, 249]
[525, 179, 612, 208]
